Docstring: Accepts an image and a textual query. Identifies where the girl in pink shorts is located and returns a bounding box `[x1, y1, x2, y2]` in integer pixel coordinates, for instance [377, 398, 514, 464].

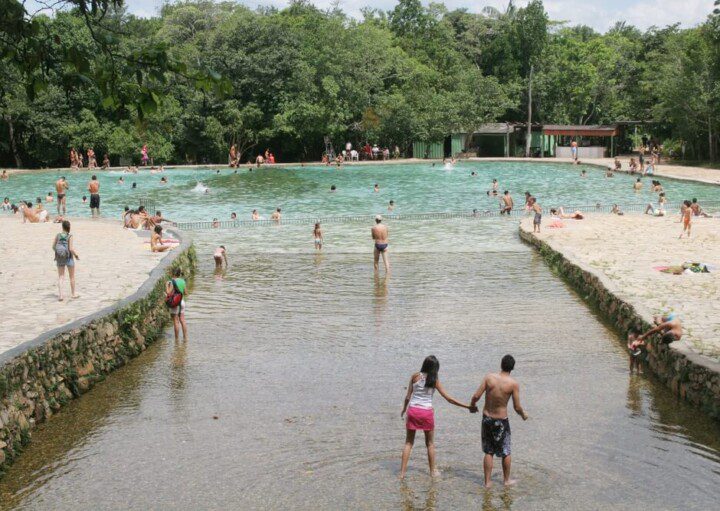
[400, 355, 474, 478]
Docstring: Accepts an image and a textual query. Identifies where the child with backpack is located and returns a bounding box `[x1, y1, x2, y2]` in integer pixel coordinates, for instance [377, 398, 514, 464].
[165, 268, 188, 341]
[53, 220, 80, 301]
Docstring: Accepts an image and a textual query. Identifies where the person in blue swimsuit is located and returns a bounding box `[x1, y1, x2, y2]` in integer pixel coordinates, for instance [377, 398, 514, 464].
[371, 215, 390, 274]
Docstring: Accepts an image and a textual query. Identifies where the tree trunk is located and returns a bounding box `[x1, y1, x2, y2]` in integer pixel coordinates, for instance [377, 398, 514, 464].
[525, 64, 533, 158]
[5, 114, 22, 168]
[708, 114, 715, 161]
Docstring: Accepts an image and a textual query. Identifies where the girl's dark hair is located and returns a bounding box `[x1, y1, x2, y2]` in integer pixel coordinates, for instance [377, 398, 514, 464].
[154, 225, 162, 234]
[62, 220, 71, 232]
[420, 355, 439, 388]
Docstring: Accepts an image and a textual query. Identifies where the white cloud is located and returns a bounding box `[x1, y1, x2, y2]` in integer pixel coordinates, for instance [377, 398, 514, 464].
[120, 0, 713, 32]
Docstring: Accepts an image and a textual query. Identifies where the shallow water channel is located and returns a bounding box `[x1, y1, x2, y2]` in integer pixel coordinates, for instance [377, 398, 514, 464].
[1, 163, 719, 509]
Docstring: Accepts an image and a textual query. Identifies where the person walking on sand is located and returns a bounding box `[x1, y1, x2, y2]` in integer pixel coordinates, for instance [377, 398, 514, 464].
[87, 175, 100, 217]
[313, 223, 323, 250]
[680, 200, 692, 238]
[53, 220, 80, 301]
[166, 268, 188, 341]
[470, 355, 528, 488]
[371, 215, 390, 274]
[55, 176, 69, 215]
[400, 355, 476, 479]
[214, 245, 228, 268]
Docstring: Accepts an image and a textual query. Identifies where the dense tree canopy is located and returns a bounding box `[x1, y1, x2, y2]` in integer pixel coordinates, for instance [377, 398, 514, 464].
[1, 0, 719, 167]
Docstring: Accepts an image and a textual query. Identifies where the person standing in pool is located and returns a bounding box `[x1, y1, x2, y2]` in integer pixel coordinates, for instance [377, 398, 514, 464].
[500, 191, 514, 215]
[371, 215, 390, 274]
[214, 245, 228, 268]
[633, 178, 643, 192]
[87, 175, 100, 217]
[166, 268, 188, 341]
[400, 355, 475, 479]
[55, 176, 69, 215]
[470, 355, 528, 487]
[313, 223, 323, 250]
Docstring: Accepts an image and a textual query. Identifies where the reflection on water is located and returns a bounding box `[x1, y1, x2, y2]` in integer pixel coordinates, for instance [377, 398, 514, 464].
[1, 241, 719, 510]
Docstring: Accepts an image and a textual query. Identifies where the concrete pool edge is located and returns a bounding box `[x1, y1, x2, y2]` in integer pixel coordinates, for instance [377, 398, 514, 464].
[519, 223, 720, 420]
[0, 228, 197, 472]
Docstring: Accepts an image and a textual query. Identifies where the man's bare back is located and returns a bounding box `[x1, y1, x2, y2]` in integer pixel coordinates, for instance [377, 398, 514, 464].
[481, 373, 521, 419]
[371, 224, 388, 243]
[55, 179, 68, 194]
[88, 180, 99, 194]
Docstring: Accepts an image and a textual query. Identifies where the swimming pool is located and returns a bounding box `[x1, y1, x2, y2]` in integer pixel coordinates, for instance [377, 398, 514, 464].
[1, 161, 719, 509]
[2, 161, 718, 225]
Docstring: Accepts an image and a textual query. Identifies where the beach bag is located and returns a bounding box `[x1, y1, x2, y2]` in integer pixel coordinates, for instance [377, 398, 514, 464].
[54, 233, 70, 261]
[165, 279, 183, 308]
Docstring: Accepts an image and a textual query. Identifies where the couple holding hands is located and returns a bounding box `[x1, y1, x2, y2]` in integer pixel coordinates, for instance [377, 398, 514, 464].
[400, 354, 528, 487]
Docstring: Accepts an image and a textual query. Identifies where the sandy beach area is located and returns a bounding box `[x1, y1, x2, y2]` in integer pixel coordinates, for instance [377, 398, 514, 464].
[0, 217, 176, 355]
[521, 213, 720, 360]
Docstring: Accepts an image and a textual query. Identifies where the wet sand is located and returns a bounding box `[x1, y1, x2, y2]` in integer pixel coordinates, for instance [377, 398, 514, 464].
[520, 213, 720, 360]
[0, 217, 175, 355]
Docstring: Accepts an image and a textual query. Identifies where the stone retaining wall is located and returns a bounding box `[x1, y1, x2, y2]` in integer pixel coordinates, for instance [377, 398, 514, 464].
[519, 227, 720, 420]
[0, 232, 196, 472]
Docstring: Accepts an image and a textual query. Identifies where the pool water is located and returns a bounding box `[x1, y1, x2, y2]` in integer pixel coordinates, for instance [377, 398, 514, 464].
[1, 162, 718, 224]
[1, 162, 719, 510]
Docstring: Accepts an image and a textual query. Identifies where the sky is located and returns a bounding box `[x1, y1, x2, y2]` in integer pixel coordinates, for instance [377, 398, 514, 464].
[30, 0, 717, 32]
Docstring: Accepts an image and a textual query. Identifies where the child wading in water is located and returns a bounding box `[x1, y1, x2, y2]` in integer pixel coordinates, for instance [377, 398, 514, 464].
[166, 268, 188, 341]
[400, 356, 476, 479]
[214, 245, 228, 268]
[313, 222, 323, 250]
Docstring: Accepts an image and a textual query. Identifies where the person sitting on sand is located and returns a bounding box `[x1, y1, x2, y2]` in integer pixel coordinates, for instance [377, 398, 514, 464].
[614, 158, 621, 170]
[645, 193, 666, 216]
[636, 314, 682, 346]
[35, 202, 49, 222]
[557, 207, 584, 219]
[21, 200, 40, 223]
[611, 204, 624, 215]
[690, 198, 711, 218]
[151, 225, 173, 253]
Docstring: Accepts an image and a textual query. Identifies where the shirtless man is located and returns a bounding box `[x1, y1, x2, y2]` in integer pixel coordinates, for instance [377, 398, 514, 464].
[500, 191, 513, 215]
[636, 313, 682, 346]
[1, 170, 8, 180]
[87, 175, 100, 217]
[470, 355, 528, 487]
[371, 215, 390, 274]
[633, 178, 643, 192]
[55, 176, 69, 215]
[270, 208, 282, 222]
[690, 198, 711, 218]
[21, 200, 40, 223]
[531, 198, 542, 233]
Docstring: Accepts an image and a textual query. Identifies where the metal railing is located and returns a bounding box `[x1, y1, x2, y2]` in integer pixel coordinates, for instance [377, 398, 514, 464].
[171, 200, 720, 231]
